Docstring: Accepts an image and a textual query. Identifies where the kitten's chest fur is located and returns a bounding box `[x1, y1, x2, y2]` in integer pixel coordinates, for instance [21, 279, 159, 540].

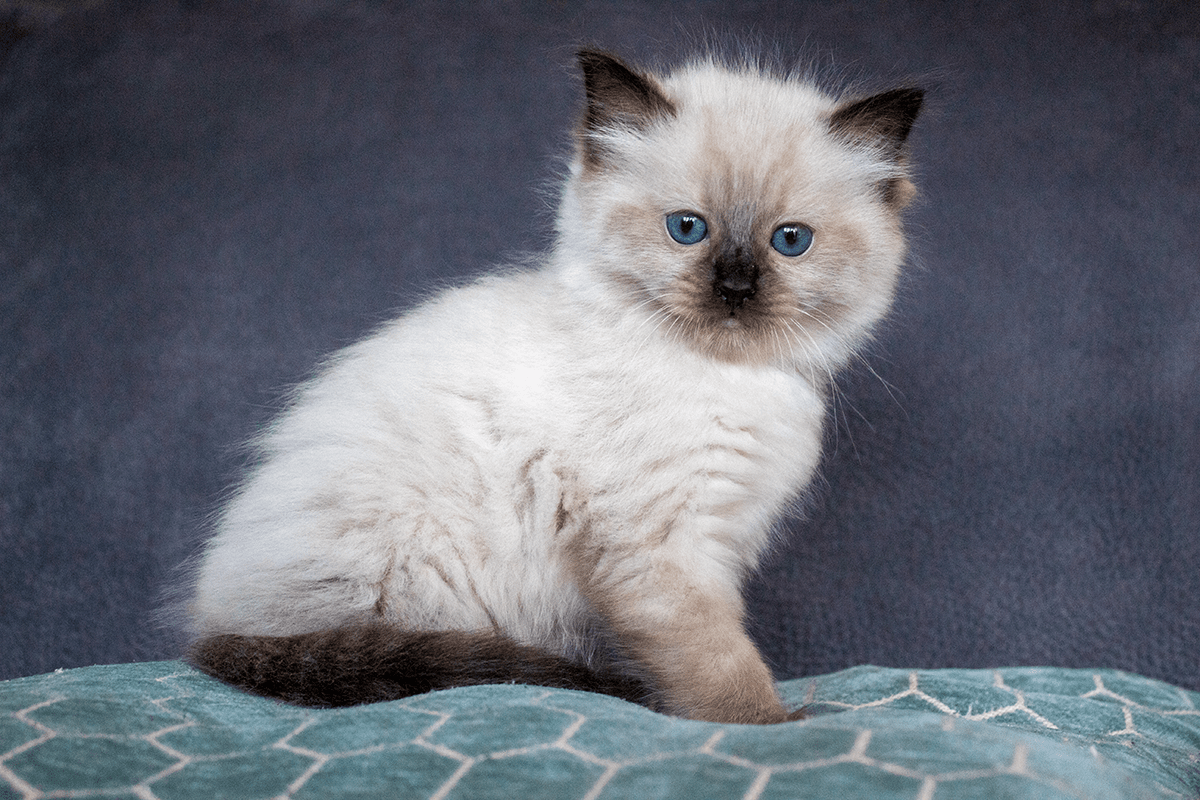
[542, 330, 823, 552]
[431, 304, 826, 657]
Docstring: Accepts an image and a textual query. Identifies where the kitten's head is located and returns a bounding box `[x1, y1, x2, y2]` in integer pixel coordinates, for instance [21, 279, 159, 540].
[555, 49, 922, 374]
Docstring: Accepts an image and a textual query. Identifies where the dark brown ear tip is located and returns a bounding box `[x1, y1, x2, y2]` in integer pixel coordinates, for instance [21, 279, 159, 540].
[575, 47, 634, 78]
[829, 85, 925, 155]
[857, 86, 925, 120]
[576, 47, 614, 65]
[893, 86, 925, 114]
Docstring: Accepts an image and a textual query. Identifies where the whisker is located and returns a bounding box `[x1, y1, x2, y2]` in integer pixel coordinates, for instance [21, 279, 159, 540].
[863, 361, 908, 420]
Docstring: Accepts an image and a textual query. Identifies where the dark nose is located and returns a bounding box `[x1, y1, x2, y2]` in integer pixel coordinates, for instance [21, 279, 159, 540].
[713, 254, 758, 313]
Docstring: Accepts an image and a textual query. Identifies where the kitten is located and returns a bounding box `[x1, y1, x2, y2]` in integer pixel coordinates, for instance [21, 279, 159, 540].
[186, 48, 922, 725]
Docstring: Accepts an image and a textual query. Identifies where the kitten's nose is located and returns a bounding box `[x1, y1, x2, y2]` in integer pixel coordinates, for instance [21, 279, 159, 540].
[713, 258, 758, 313]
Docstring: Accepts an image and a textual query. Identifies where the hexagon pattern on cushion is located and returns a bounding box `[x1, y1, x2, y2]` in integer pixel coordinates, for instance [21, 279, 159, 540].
[1, 662, 1197, 799]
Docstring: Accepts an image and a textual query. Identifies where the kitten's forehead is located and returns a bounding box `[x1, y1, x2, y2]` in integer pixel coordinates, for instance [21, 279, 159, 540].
[645, 64, 864, 217]
[662, 62, 836, 126]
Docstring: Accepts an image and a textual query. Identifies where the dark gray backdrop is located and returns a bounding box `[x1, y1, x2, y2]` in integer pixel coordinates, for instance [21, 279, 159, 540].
[2, 0, 1197, 691]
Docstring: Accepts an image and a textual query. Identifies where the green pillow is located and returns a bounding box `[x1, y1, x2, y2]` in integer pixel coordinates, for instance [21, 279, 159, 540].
[1, 662, 1196, 799]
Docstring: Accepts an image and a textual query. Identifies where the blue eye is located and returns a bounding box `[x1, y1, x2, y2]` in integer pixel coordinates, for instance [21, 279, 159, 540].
[771, 224, 813, 257]
[665, 212, 708, 245]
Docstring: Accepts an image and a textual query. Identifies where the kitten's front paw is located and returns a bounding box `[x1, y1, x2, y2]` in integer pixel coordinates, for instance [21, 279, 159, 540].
[683, 693, 796, 725]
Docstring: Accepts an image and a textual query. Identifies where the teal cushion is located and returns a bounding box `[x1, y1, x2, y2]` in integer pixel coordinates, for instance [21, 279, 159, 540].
[1, 662, 1197, 799]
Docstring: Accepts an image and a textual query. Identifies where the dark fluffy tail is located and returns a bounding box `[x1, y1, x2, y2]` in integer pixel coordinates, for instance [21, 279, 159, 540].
[187, 623, 653, 708]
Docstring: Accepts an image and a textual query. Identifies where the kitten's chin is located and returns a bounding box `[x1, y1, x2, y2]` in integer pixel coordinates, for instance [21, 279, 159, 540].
[644, 299, 860, 376]
[660, 310, 802, 368]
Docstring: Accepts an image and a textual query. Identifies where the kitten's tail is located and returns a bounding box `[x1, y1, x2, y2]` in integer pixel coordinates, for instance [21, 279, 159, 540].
[186, 623, 653, 709]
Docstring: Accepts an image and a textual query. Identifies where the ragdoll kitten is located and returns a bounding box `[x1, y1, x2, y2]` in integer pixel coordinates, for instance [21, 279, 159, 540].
[186, 48, 922, 725]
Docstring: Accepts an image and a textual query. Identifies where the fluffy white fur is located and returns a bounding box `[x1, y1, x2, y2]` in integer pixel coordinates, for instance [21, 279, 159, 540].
[188, 50, 919, 724]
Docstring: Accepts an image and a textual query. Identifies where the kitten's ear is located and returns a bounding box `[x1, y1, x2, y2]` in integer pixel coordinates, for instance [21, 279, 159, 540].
[830, 87, 924, 207]
[829, 87, 924, 160]
[576, 48, 675, 168]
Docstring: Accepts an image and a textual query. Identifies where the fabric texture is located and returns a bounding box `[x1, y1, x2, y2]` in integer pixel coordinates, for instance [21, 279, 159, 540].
[1, 662, 1198, 799]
